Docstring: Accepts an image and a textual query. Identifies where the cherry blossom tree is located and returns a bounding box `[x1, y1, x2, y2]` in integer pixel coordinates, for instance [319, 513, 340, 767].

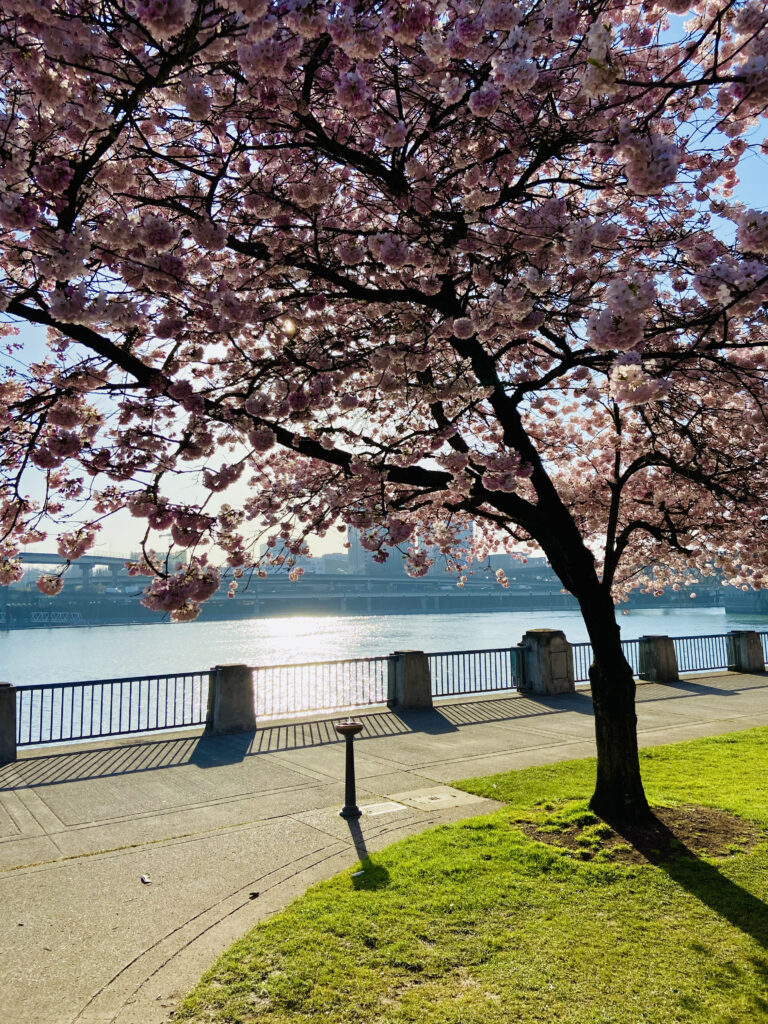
[1, 0, 767, 819]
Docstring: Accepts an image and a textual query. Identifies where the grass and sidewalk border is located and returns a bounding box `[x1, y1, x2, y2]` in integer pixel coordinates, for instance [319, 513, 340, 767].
[177, 725, 768, 1024]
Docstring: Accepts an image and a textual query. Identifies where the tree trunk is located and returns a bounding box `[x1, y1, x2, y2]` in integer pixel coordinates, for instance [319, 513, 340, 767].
[507, 477, 652, 823]
[578, 588, 651, 822]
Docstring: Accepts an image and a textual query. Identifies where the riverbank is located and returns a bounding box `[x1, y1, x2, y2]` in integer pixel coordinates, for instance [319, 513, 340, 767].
[7, 572, 762, 633]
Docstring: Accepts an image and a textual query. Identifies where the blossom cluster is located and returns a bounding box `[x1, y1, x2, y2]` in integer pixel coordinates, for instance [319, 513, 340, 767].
[609, 353, 668, 406]
[36, 574, 64, 596]
[0, 554, 23, 585]
[140, 558, 221, 622]
[481, 454, 533, 493]
[619, 134, 682, 196]
[587, 278, 657, 353]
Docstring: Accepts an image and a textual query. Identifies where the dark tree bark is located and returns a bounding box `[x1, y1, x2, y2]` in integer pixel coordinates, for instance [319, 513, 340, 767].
[532, 514, 651, 823]
[578, 586, 651, 822]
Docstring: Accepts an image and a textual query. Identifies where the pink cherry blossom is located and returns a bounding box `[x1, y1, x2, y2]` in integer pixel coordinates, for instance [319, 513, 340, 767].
[135, 0, 192, 41]
[335, 69, 371, 113]
[619, 134, 682, 195]
[57, 528, 97, 561]
[37, 574, 64, 596]
[467, 84, 501, 117]
[0, 557, 23, 585]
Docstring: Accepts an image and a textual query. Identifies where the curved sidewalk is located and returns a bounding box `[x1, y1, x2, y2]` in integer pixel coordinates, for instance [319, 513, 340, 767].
[3, 671, 768, 1024]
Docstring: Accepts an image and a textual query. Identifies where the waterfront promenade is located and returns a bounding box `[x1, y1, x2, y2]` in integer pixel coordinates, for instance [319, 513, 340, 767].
[2, 670, 768, 1024]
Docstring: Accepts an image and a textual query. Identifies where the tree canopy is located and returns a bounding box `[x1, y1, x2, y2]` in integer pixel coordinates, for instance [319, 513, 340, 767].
[1, 0, 767, 621]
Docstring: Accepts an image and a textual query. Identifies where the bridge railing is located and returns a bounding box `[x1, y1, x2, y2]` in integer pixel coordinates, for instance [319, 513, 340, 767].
[4, 628, 767, 755]
[428, 647, 522, 698]
[572, 639, 642, 683]
[253, 656, 393, 719]
[15, 671, 211, 746]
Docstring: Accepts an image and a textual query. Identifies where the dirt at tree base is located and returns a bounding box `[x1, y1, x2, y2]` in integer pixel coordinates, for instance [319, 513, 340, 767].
[518, 805, 766, 865]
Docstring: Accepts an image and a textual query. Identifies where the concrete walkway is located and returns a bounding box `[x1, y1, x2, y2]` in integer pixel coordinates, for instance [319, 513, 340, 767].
[2, 670, 768, 1024]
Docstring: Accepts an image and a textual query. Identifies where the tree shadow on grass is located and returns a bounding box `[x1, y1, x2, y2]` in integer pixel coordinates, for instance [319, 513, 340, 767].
[345, 816, 391, 891]
[608, 812, 768, 952]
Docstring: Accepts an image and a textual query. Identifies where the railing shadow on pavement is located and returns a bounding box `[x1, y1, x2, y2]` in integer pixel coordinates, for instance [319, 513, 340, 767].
[636, 676, 767, 701]
[0, 690, 596, 791]
[387, 706, 460, 734]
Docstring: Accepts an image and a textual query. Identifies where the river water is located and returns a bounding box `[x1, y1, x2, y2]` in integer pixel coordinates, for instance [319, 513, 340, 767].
[4, 606, 768, 686]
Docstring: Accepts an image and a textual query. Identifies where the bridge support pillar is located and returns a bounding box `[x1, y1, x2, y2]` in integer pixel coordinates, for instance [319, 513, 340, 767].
[639, 635, 679, 682]
[0, 683, 17, 764]
[518, 629, 575, 695]
[208, 665, 256, 733]
[727, 631, 765, 673]
[388, 650, 432, 709]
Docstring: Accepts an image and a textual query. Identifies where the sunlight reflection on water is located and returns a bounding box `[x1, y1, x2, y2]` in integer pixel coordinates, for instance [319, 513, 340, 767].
[4, 605, 767, 685]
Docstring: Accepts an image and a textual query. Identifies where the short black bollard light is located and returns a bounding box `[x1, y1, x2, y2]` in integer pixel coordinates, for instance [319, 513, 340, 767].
[334, 719, 365, 819]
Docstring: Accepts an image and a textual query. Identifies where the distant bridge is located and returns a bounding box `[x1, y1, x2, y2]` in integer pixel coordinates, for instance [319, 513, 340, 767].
[17, 552, 131, 580]
[10, 552, 764, 614]
[18, 552, 129, 567]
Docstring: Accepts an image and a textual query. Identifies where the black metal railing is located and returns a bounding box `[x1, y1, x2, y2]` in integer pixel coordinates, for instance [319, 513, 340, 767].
[15, 671, 211, 746]
[672, 633, 730, 674]
[572, 642, 592, 684]
[253, 655, 393, 719]
[572, 637, 641, 683]
[621, 638, 642, 676]
[13, 628, 767, 749]
[574, 633, 736, 683]
[428, 647, 522, 698]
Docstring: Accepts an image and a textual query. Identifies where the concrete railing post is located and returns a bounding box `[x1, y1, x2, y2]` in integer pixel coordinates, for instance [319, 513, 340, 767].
[386, 657, 397, 707]
[517, 630, 575, 695]
[0, 683, 17, 764]
[727, 630, 765, 673]
[208, 664, 257, 734]
[638, 635, 679, 682]
[389, 650, 432, 709]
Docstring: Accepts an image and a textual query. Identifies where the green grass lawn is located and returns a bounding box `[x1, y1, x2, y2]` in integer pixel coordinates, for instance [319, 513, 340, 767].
[175, 727, 768, 1024]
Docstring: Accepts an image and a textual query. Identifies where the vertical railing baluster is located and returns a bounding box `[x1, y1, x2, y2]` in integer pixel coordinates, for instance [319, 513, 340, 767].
[58, 686, 65, 742]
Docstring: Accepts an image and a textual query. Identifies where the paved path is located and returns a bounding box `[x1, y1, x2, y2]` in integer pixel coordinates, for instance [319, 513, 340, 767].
[2, 671, 768, 1024]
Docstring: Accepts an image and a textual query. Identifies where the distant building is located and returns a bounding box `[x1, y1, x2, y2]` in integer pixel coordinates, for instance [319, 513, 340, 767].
[319, 552, 350, 574]
[486, 553, 517, 576]
[346, 523, 476, 577]
[346, 527, 368, 574]
[419, 521, 473, 574]
[347, 527, 409, 577]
